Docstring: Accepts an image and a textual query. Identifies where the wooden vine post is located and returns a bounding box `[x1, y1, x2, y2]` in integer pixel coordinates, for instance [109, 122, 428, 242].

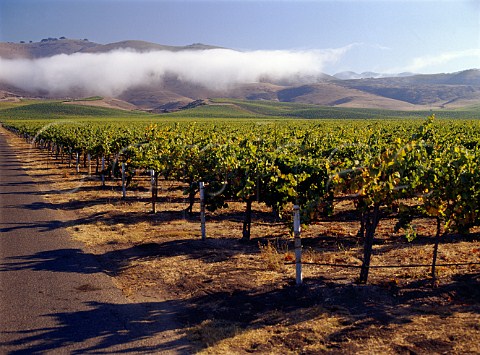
[121, 162, 126, 199]
[293, 204, 303, 285]
[101, 156, 105, 187]
[87, 153, 92, 176]
[151, 169, 157, 214]
[199, 181, 206, 241]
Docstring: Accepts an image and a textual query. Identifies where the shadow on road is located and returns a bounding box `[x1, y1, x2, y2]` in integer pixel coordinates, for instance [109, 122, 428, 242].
[2, 272, 478, 354]
[0, 248, 102, 274]
[2, 237, 478, 353]
[0, 300, 190, 354]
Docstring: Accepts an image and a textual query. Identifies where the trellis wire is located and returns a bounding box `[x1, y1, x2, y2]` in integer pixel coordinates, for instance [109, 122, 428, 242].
[285, 261, 480, 269]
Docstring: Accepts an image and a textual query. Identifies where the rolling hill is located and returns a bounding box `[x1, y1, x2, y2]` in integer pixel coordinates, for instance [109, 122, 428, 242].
[1, 38, 479, 111]
[0, 38, 221, 59]
[2, 97, 480, 122]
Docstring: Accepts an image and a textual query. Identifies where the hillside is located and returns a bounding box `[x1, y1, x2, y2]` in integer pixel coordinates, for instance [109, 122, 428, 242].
[0, 101, 151, 120]
[0, 39, 97, 59]
[0, 38, 479, 111]
[0, 38, 221, 59]
[170, 98, 480, 120]
[3, 98, 480, 122]
[336, 69, 480, 106]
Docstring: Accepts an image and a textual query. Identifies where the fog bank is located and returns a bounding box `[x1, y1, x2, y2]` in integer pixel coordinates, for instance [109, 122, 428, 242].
[0, 48, 342, 96]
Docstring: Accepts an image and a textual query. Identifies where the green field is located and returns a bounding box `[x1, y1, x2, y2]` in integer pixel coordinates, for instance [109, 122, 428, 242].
[172, 98, 480, 120]
[0, 101, 151, 121]
[2, 98, 480, 121]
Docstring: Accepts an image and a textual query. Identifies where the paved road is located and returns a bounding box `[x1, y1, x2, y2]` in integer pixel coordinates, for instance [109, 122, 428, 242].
[0, 128, 188, 354]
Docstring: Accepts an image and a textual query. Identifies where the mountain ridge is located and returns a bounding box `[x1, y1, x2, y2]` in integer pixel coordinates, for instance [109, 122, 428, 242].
[0, 38, 223, 59]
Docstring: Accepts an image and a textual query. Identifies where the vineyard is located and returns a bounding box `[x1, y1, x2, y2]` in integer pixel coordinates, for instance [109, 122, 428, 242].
[2, 106, 480, 283]
[1, 100, 479, 352]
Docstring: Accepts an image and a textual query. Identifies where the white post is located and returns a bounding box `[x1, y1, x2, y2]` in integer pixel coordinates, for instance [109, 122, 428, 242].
[121, 162, 126, 199]
[76, 152, 80, 173]
[199, 181, 206, 241]
[293, 205, 303, 285]
[101, 156, 105, 186]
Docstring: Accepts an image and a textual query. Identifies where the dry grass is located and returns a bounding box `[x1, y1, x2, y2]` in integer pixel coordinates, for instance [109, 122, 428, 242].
[258, 240, 286, 272]
[63, 97, 138, 111]
[193, 306, 342, 355]
[3, 127, 480, 354]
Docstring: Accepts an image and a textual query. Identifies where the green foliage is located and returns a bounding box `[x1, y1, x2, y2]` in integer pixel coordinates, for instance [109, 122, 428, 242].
[165, 104, 262, 119]
[3, 107, 480, 283]
[72, 96, 104, 101]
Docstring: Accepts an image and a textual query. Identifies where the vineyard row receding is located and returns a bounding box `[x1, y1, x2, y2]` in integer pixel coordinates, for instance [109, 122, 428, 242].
[2, 115, 480, 284]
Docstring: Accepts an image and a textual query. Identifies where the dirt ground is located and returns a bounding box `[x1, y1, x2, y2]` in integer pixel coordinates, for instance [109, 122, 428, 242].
[3, 127, 479, 354]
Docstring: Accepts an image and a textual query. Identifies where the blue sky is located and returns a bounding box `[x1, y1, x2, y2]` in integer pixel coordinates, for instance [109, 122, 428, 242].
[1, 0, 479, 75]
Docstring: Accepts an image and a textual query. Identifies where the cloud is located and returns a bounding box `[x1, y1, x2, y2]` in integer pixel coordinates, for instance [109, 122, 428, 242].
[0, 47, 352, 96]
[392, 48, 480, 73]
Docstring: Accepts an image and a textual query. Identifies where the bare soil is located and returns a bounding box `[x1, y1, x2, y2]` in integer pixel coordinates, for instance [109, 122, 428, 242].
[4, 127, 479, 354]
[63, 97, 138, 111]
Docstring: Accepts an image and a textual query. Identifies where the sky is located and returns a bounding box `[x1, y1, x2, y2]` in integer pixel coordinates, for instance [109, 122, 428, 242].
[0, 0, 479, 75]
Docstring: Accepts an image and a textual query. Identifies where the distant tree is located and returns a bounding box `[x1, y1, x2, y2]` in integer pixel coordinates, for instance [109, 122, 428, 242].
[41, 37, 59, 42]
[60, 36, 66, 40]
[20, 41, 25, 43]
[83, 38, 89, 41]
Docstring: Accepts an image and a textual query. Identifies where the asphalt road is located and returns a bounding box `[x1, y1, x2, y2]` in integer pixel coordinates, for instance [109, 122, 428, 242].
[0, 128, 188, 354]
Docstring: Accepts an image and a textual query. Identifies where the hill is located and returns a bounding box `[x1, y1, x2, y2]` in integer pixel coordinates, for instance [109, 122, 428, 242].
[2, 98, 480, 121]
[1, 38, 479, 111]
[0, 101, 150, 120]
[0, 38, 222, 59]
[338, 70, 480, 107]
[0, 39, 97, 59]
